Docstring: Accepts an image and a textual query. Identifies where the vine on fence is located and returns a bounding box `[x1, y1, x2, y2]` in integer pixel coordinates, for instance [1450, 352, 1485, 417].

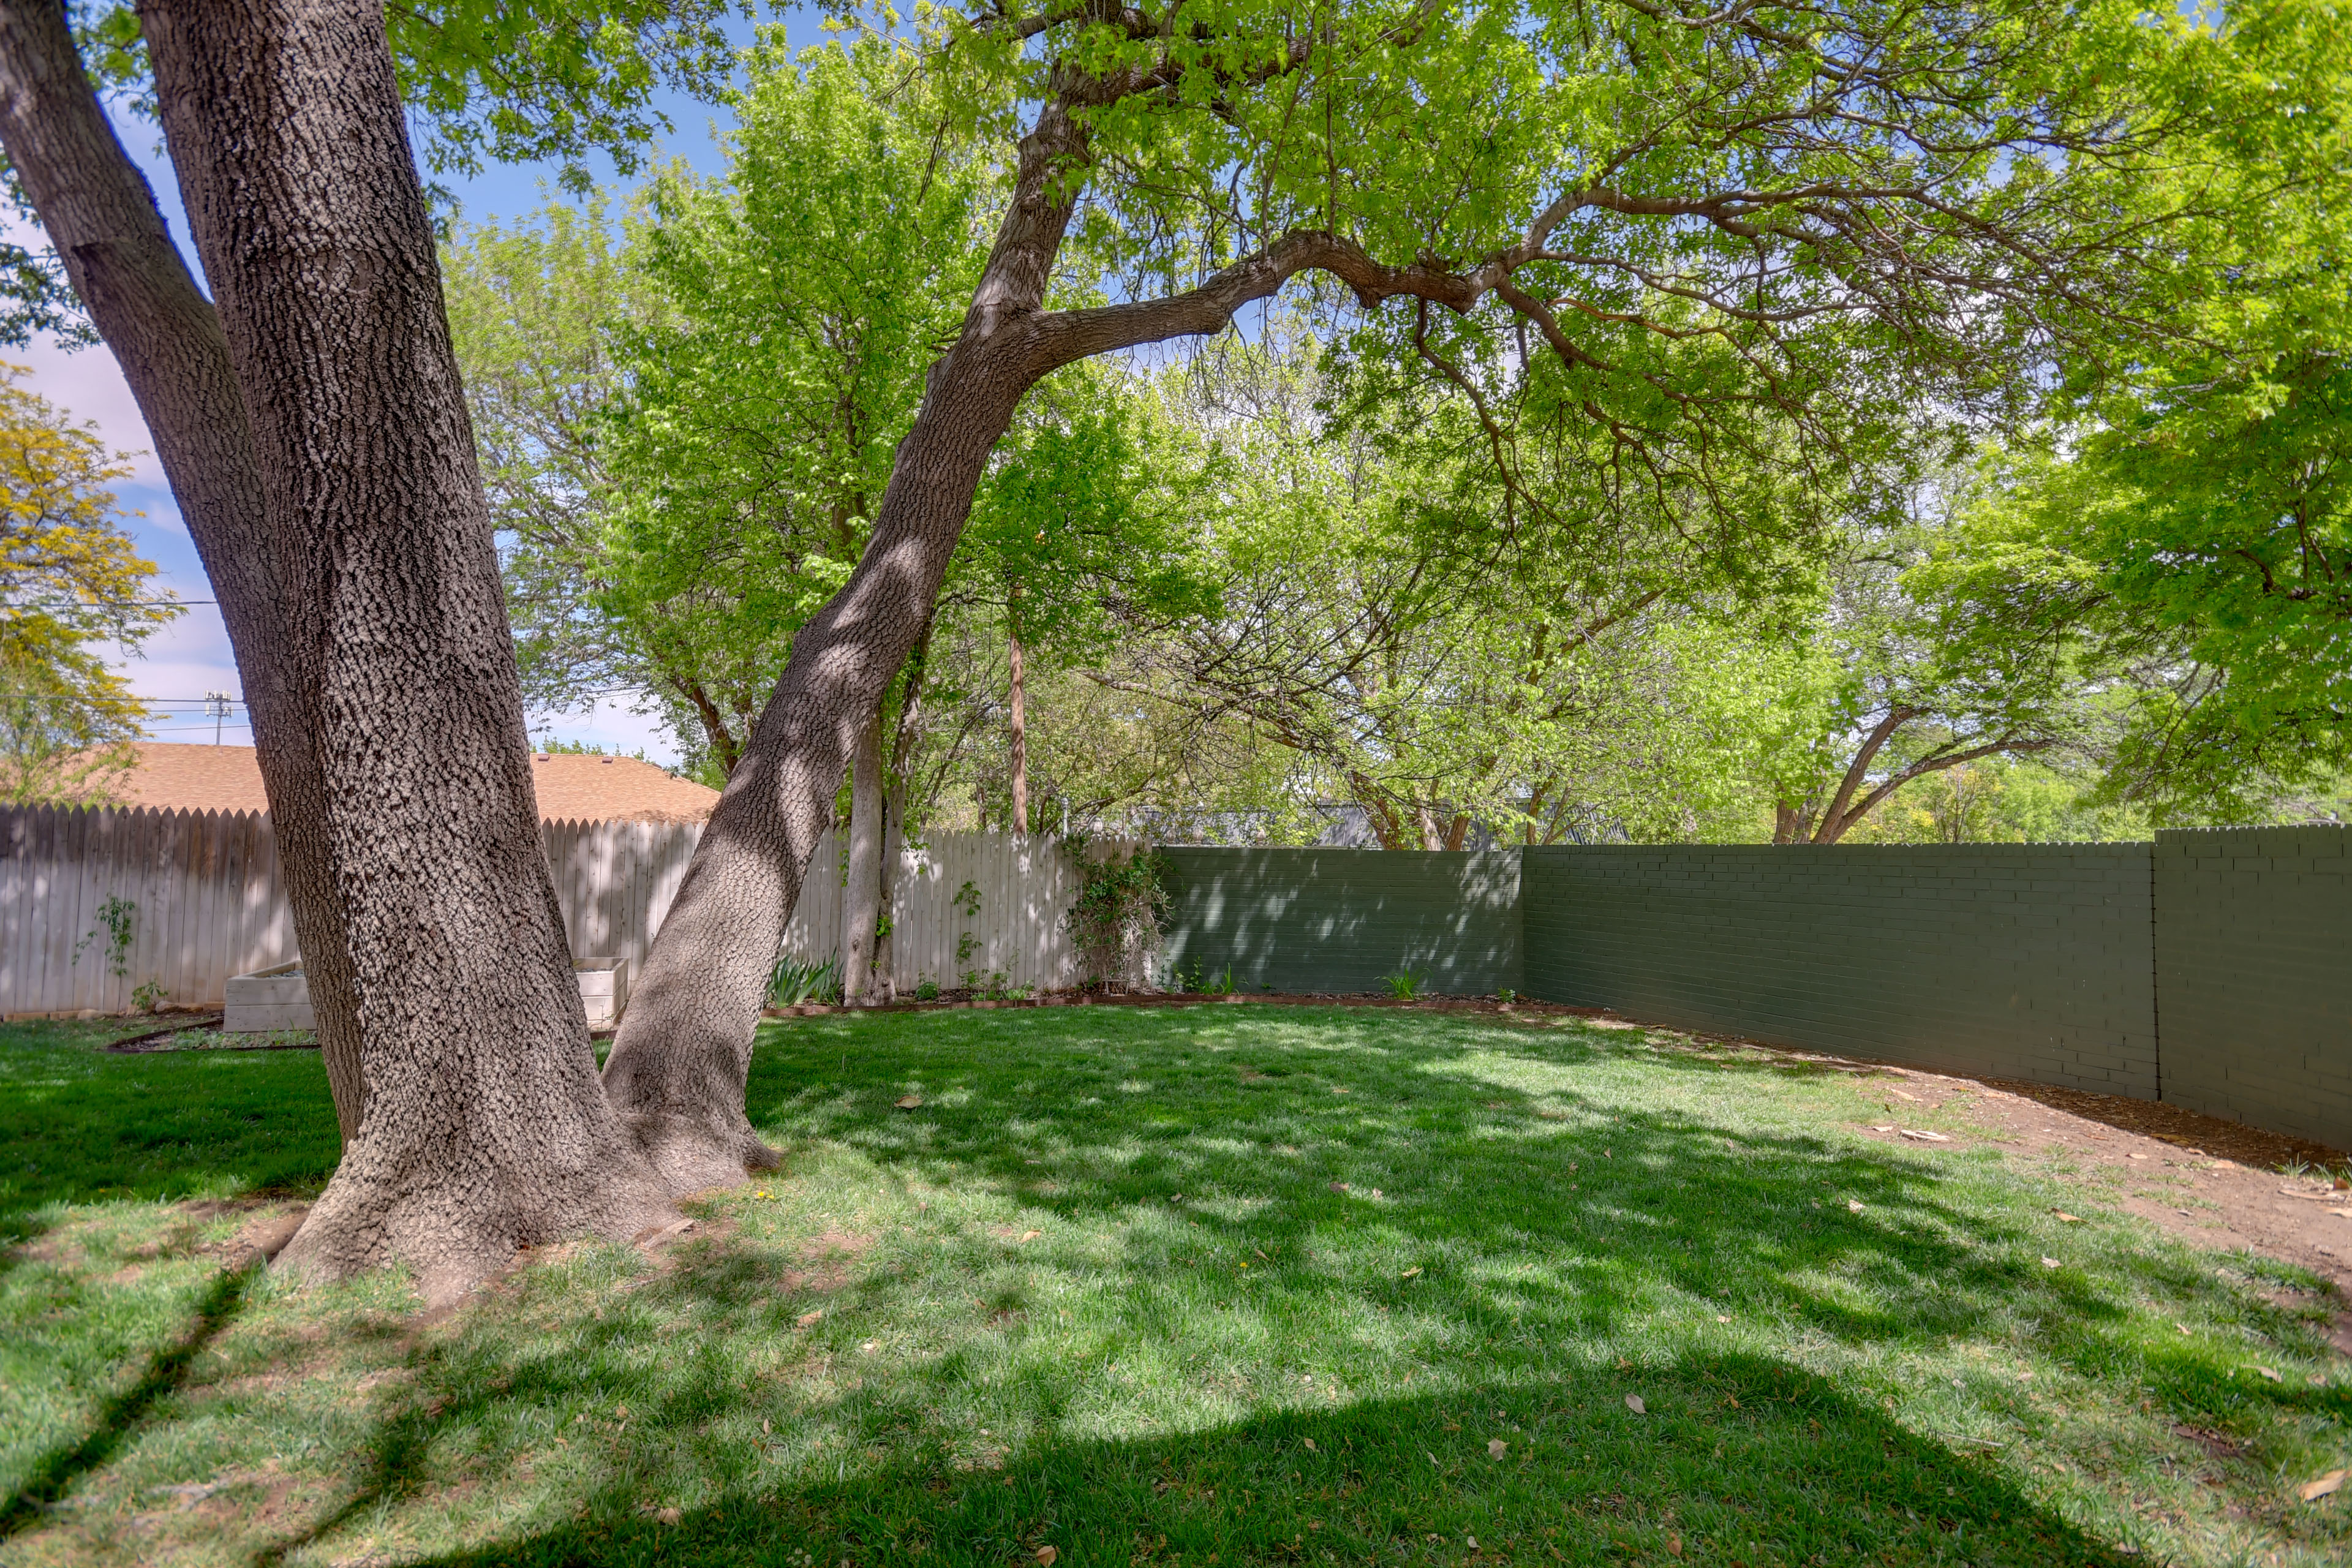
[1063, 841, 1169, 992]
[73, 895, 137, 980]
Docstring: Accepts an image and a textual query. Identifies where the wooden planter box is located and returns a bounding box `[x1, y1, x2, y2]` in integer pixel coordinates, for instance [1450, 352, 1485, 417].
[575, 956, 628, 1030]
[225, 957, 630, 1033]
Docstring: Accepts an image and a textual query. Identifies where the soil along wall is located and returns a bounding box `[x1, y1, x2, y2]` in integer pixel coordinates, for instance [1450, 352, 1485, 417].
[2154, 827, 2352, 1153]
[1156, 848, 1523, 997]
[1520, 844, 2161, 1099]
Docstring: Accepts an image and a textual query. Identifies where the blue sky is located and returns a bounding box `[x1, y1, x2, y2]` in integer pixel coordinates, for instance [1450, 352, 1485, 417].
[26, 20, 820, 763]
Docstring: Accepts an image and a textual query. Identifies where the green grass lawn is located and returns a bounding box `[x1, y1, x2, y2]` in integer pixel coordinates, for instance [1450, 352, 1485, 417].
[2, 1006, 2347, 1567]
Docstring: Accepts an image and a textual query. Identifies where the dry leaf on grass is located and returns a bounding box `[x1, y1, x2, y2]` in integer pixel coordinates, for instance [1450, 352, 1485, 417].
[1488, 1438, 1509, 1460]
[1891, 1089, 1921, 1102]
[1625, 1394, 1646, 1414]
[2053, 1212, 2082, 1223]
[2256, 1366, 2282, 1382]
[2300, 1470, 2348, 1501]
[1668, 1535, 1683, 1557]
[1847, 1200, 1864, 1213]
[795, 1311, 823, 1329]
[1900, 1129, 1952, 1143]
[894, 1095, 922, 1109]
[1400, 1267, 1421, 1279]
[1871, 1124, 1895, 1133]
[1302, 1437, 1316, 1452]
[654, 1506, 682, 1526]
[2041, 1257, 2061, 1269]
[1020, 1229, 1041, 1243]
[1037, 1547, 1060, 1566]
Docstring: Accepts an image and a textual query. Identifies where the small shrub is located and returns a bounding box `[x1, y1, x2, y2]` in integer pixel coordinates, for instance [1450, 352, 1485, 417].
[1383, 972, 1423, 1001]
[768, 956, 842, 1007]
[1063, 843, 1169, 991]
[914, 979, 941, 1002]
[1497, 987, 1517, 1005]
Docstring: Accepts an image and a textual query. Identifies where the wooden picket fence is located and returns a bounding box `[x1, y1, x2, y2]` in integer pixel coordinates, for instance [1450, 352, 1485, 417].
[1, 805, 1111, 1017]
[780, 830, 1092, 993]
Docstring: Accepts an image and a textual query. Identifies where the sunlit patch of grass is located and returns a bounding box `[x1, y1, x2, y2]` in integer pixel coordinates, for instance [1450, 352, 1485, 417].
[1, 1006, 2346, 1566]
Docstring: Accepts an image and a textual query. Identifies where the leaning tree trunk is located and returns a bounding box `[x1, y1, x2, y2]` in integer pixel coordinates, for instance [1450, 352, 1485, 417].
[598, 79, 1374, 1174]
[840, 708, 884, 1005]
[0, 0, 368, 1139]
[599, 342, 1042, 1183]
[594, 93, 1098, 1180]
[137, 0, 674, 1302]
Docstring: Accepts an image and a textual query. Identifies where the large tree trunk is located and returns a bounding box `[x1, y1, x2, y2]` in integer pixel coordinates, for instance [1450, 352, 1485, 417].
[137, 0, 673, 1301]
[0, 0, 375, 1136]
[840, 707, 884, 1005]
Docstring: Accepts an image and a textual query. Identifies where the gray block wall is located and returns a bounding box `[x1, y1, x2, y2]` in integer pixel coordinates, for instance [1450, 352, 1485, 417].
[1520, 844, 2160, 1097]
[1156, 848, 1523, 997]
[2154, 827, 2352, 1152]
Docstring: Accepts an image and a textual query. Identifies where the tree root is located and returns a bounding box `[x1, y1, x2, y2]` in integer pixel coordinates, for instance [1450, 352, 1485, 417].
[271, 1142, 679, 1309]
[622, 1109, 783, 1197]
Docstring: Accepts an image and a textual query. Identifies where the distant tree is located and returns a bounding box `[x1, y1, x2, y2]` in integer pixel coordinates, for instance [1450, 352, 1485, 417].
[1758, 486, 2111, 846]
[0, 364, 176, 804]
[1936, 357, 2351, 824]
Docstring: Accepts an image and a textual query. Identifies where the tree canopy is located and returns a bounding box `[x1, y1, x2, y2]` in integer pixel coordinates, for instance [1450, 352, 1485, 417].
[0, 363, 175, 804]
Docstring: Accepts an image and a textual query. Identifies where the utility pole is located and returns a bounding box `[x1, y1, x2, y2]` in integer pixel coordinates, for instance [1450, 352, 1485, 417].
[203, 691, 232, 745]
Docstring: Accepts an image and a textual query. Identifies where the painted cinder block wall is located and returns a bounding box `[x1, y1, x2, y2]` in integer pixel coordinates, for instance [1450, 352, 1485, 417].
[1155, 848, 1523, 997]
[2154, 828, 2352, 1153]
[1157, 827, 2350, 1152]
[1519, 843, 2161, 1099]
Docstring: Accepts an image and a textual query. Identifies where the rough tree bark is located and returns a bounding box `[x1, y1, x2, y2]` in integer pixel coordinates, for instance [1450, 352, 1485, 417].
[840, 708, 884, 1005]
[1776, 706, 2057, 843]
[0, 0, 368, 1139]
[133, 0, 674, 1300]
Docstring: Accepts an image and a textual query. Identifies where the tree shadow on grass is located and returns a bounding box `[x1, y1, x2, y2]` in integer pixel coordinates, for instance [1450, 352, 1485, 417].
[235, 1007, 2334, 1566]
[0, 1255, 260, 1540]
[15, 1006, 2341, 1565]
[384, 1352, 2133, 1566]
[743, 1008, 2204, 1354]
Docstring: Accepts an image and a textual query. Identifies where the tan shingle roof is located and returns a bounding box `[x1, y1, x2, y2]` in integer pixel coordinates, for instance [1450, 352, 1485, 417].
[107, 742, 718, 824]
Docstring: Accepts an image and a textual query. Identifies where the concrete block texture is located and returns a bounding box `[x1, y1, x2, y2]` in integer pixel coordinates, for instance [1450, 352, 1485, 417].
[1520, 843, 2160, 1097]
[1157, 848, 1522, 997]
[2155, 826, 2352, 1152]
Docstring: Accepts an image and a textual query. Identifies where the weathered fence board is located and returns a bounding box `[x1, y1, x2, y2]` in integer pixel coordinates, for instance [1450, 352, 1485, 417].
[778, 829, 1086, 992]
[1, 807, 295, 1016]
[2, 807, 1098, 1016]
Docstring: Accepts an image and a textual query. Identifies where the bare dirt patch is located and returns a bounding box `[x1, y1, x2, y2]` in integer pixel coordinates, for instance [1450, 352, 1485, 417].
[777, 1227, 872, 1295]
